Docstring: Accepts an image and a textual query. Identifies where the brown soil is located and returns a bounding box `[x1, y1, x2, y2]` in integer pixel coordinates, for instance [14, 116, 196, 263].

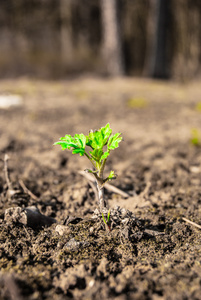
[1, 77, 201, 300]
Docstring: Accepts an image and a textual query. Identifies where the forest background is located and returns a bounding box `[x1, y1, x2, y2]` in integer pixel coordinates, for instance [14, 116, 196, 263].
[0, 0, 201, 81]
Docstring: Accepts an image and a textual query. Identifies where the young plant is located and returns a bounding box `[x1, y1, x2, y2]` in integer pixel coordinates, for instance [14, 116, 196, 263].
[190, 128, 200, 146]
[102, 209, 111, 231]
[54, 123, 122, 215]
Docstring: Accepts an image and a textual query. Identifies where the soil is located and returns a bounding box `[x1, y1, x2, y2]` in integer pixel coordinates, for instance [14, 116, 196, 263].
[0, 77, 201, 300]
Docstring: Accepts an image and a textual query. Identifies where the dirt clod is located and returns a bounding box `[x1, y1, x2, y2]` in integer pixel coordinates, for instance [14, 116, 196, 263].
[4, 206, 56, 229]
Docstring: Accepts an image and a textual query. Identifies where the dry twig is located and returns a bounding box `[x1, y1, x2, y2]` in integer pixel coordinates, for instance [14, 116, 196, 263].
[3, 154, 20, 199]
[79, 170, 130, 198]
[140, 181, 151, 198]
[86, 179, 99, 202]
[4, 154, 12, 190]
[19, 179, 38, 200]
[182, 217, 201, 230]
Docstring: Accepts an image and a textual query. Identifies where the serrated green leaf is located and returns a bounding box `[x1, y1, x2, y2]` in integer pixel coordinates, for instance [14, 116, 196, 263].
[100, 123, 112, 145]
[108, 133, 122, 150]
[86, 123, 112, 150]
[72, 148, 85, 156]
[54, 124, 122, 178]
[61, 135, 75, 143]
[54, 133, 86, 155]
[74, 133, 86, 149]
[87, 131, 100, 149]
[54, 141, 70, 150]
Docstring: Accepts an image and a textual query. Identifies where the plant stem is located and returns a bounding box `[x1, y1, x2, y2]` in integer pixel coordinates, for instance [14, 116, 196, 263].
[97, 165, 108, 211]
[84, 152, 98, 170]
[85, 151, 108, 211]
[97, 183, 107, 211]
[101, 154, 109, 175]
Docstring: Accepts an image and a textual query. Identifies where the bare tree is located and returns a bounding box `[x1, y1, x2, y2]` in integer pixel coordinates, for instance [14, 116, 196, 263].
[144, 0, 169, 78]
[172, 0, 201, 80]
[100, 0, 125, 76]
[60, 0, 73, 65]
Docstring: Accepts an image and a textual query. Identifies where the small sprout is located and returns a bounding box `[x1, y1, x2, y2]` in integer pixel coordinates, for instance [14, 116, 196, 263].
[127, 97, 148, 109]
[54, 123, 122, 230]
[101, 209, 111, 232]
[195, 102, 201, 112]
[107, 209, 111, 223]
[190, 128, 200, 146]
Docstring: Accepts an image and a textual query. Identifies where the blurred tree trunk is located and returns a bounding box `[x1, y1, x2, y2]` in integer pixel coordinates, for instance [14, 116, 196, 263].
[60, 0, 73, 65]
[100, 0, 125, 76]
[172, 0, 201, 80]
[144, 0, 169, 78]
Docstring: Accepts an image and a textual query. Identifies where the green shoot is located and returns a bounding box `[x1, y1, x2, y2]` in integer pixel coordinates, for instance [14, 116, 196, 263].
[101, 209, 111, 231]
[195, 102, 201, 112]
[107, 209, 111, 223]
[54, 123, 122, 223]
[127, 97, 148, 109]
[190, 128, 200, 146]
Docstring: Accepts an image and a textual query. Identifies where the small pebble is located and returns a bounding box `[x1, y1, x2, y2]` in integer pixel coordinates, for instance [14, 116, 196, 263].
[64, 238, 82, 251]
[55, 225, 71, 236]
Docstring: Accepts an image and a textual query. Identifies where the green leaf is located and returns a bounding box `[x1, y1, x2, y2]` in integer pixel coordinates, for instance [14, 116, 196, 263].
[54, 133, 86, 155]
[72, 148, 85, 156]
[60, 135, 75, 145]
[53, 141, 69, 150]
[108, 170, 116, 180]
[74, 133, 86, 149]
[108, 133, 122, 150]
[100, 151, 110, 161]
[54, 134, 75, 149]
[54, 124, 122, 177]
[89, 149, 103, 162]
[101, 213, 107, 225]
[100, 123, 112, 145]
[88, 131, 103, 149]
[107, 209, 111, 222]
[86, 123, 112, 150]
[84, 169, 98, 174]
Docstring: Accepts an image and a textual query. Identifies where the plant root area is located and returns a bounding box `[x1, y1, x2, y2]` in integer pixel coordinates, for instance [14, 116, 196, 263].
[1, 78, 201, 300]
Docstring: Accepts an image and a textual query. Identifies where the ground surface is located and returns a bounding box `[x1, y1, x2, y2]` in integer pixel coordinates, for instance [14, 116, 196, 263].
[0, 77, 201, 300]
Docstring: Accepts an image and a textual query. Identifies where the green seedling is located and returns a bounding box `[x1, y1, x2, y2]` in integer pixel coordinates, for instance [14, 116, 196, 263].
[101, 209, 111, 231]
[127, 97, 148, 109]
[195, 102, 201, 112]
[190, 128, 200, 146]
[54, 123, 122, 229]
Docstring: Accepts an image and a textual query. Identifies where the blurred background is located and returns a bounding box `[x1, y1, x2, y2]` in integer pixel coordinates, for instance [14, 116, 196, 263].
[0, 0, 201, 81]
